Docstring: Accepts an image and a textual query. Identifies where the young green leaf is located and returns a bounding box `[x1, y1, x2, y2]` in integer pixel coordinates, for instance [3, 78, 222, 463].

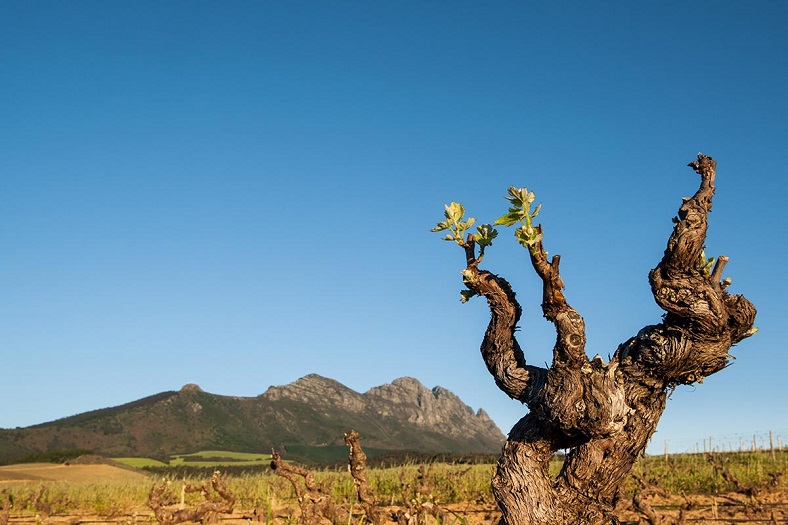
[460, 289, 478, 303]
[495, 186, 543, 252]
[474, 224, 498, 247]
[430, 220, 450, 232]
[493, 211, 521, 227]
[431, 201, 476, 246]
[445, 202, 466, 223]
[515, 225, 542, 249]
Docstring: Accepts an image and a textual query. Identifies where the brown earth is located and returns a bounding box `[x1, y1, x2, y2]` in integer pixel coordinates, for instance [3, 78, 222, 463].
[0, 463, 148, 483]
[2, 498, 787, 525]
[616, 491, 788, 524]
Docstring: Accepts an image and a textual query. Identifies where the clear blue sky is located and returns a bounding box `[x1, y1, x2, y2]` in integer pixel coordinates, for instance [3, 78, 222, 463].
[2, 2, 786, 455]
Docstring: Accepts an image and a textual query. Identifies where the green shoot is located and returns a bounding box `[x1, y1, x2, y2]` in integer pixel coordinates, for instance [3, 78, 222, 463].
[698, 249, 715, 277]
[494, 186, 543, 252]
[431, 202, 476, 246]
[459, 290, 477, 303]
[431, 204, 498, 258]
[473, 223, 497, 261]
[474, 223, 497, 247]
[431, 204, 500, 303]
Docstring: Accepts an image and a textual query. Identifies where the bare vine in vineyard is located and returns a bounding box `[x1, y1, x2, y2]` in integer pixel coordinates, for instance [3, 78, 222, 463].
[148, 471, 235, 525]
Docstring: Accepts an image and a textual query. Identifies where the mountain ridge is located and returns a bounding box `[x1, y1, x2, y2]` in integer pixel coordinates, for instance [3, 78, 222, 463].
[0, 375, 505, 464]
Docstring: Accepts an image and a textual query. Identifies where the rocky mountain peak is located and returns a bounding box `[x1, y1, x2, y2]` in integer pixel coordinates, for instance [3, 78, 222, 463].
[258, 375, 502, 442]
[261, 374, 366, 412]
[476, 408, 493, 421]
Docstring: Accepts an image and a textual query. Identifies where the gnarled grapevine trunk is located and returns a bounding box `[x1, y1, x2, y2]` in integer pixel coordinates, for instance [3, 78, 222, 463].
[455, 155, 756, 525]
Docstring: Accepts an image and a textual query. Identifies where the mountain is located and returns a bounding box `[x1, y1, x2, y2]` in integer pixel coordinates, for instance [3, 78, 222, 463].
[0, 375, 505, 464]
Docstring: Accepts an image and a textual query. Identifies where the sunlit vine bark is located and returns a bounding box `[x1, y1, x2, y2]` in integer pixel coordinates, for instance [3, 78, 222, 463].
[432, 154, 757, 525]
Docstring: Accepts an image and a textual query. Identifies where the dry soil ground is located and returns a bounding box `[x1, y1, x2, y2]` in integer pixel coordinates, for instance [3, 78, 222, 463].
[0, 463, 148, 484]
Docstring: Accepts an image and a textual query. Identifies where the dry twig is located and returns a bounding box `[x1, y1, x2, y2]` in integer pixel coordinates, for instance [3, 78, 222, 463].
[270, 450, 344, 525]
[149, 470, 235, 525]
[0, 490, 12, 525]
[344, 429, 385, 525]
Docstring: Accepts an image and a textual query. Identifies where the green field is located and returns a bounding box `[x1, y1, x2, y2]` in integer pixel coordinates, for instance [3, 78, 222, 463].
[113, 449, 272, 468]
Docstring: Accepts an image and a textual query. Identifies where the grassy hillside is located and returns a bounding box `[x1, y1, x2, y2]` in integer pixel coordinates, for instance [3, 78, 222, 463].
[0, 377, 505, 465]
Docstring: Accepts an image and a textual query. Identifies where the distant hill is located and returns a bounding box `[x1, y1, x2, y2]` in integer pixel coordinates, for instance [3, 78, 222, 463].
[0, 375, 505, 464]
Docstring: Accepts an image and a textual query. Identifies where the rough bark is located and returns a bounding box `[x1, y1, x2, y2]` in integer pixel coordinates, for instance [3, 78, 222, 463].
[456, 155, 756, 525]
